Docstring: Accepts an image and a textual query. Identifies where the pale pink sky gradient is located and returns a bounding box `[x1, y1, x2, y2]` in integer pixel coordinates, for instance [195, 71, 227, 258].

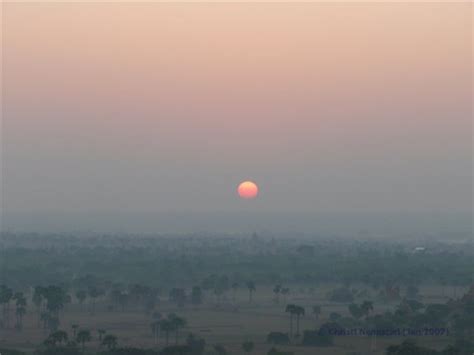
[2, 3, 472, 232]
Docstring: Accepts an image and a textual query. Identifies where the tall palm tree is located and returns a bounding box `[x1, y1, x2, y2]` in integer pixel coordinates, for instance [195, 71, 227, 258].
[15, 305, 26, 330]
[312, 305, 322, 327]
[285, 304, 296, 337]
[246, 281, 256, 304]
[294, 305, 305, 337]
[76, 329, 92, 352]
[46, 330, 68, 346]
[150, 320, 161, 345]
[32, 286, 44, 327]
[0, 285, 13, 328]
[87, 286, 102, 315]
[71, 324, 79, 337]
[168, 313, 187, 344]
[44, 285, 67, 318]
[14, 292, 27, 329]
[159, 319, 173, 345]
[273, 285, 282, 304]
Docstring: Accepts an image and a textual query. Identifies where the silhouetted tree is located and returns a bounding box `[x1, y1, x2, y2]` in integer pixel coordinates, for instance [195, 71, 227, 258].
[294, 305, 305, 337]
[76, 329, 92, 352]
[285, 304, 296, 337]
[168, 313, 187, 344]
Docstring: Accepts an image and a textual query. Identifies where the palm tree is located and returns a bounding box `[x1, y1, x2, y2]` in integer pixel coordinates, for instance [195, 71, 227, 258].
[0, 285, 13, 328]
[15, 305, 26, 330]
[46, 330, 68, 346]
[32, 286, 44, 327]
[98, 328, 106, 341]
[246, 281, 256, 303]
[44, 285, 67, 318]
[102, 334, 118, 350]
[285, 304, 296, 337]
[14, 292, 27, 329]
[294, 305, 305, 337]
[312, 305, 322, 327]
[159, 319, 173, 345]
[273, 285, 282, 304]
[76, 329, 92, 352]
[71, 324, 79, 337]
[151, 320, 161, 345]
[168, 313, 187, 344]
[87, 286, 102, 315]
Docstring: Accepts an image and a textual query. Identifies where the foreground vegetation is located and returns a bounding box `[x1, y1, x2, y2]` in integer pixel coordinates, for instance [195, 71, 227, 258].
[0, 232, 473, 354]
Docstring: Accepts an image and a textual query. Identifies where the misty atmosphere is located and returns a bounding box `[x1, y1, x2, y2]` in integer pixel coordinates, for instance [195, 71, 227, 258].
[1, 1, 473, 355]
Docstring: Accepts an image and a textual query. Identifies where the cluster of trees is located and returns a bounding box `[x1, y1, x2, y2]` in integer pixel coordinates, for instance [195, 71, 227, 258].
[348, 300, 374, 320]
[1, 233, 473, 355]
[150, 313, 187, 346]
[265, 287, 474, 353]
[0, 285, 27, 329]
[32, 285, 70, 332]
[3, 233, 472, 295]
[1, 333, 270, 355]
[41, 328, 118, 352]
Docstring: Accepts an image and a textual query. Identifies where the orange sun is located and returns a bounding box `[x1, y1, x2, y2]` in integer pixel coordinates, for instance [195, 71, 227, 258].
[237, 181, 259, 199]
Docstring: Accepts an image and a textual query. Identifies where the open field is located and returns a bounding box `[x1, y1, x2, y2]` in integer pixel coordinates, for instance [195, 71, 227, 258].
[1, 284, 465, 354]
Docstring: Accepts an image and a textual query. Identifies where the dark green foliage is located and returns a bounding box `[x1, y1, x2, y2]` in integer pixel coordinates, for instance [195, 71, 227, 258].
[1, 234, 474, 355]
[3, 234, 473, 293]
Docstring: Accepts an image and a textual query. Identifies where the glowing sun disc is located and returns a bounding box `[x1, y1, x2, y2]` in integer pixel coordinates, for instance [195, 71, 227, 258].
[238, 181, 259, 199]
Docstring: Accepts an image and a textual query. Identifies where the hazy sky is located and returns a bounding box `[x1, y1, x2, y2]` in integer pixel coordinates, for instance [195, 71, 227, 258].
[1, 2, 472, 233]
